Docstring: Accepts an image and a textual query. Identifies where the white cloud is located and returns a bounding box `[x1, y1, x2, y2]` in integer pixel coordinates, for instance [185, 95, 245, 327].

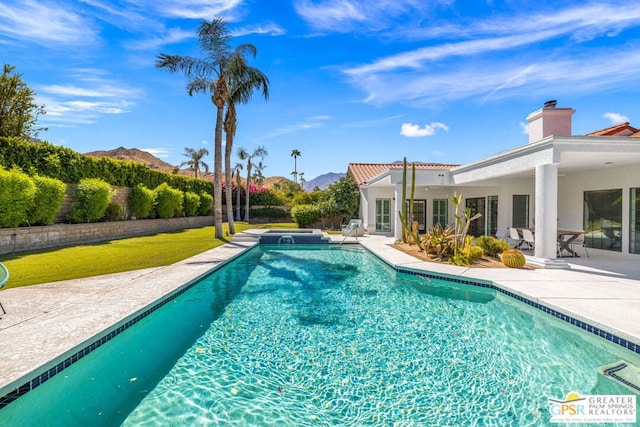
[603, 112, 629, 124]
[127, 28, 194, 50]
[159, 0, 243, 19]
[340, 3, 640, 106]
[37, 70, 143, 126]
[266, 115, 332, 138]
[0, 0, 97, 46]
[232, 22, 286, 37]
[294, 0, 438, 33]
[519, 122, 529, 135]
[400, 122, 449, 137]
[294, 0, 367, 31]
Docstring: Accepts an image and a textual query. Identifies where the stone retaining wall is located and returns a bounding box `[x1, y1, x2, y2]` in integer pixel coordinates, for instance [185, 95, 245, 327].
[0, 216, 213, 255]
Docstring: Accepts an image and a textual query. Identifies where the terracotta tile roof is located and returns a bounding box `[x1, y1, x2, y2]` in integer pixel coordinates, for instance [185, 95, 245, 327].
[586, 122, 639, 136]
[348, 162, 458, 185]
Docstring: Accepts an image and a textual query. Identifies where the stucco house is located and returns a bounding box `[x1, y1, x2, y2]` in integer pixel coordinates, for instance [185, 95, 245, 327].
[348, 101, 640, 268]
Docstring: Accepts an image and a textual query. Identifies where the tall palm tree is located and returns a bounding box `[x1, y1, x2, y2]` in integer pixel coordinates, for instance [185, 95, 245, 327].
[156, 18, 258, 239]
[233, 162, 243, 221]
[237, 146, 268, 222]
[224, 55, 269, 234]
[179, 147, 210, 178]
[253, 161, 266, 186]
[291, 149, 301, 183]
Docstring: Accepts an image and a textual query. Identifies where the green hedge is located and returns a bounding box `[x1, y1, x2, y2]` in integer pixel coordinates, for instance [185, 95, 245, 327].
[0, 166, 37, 227]
[66, 178, 113, 223]
[249, 207, 290, 220]
[291, 204, 320, 228]
[155, 183, 183, 219]
[0, 136, 213, 194]
[29, 175, 67, 225]
[129, 183, 156, 219]
[183, 191, 200, 217]
[198, 192, 213, 216]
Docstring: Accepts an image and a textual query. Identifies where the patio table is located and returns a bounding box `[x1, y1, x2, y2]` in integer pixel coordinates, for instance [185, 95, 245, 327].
[556, 230, 585, 257]
[515, 228, 585, 257]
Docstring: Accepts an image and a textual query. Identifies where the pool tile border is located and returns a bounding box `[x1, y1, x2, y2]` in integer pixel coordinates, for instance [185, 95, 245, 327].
[396, 267, 640, 355]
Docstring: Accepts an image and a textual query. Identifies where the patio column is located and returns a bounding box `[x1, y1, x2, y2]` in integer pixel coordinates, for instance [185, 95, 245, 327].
[534, 163, 559, 260]
[394, 183, 404, 240]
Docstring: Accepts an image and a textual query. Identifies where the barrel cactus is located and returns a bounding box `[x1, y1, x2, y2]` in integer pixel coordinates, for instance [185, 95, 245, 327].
[501, 249, 526, 268]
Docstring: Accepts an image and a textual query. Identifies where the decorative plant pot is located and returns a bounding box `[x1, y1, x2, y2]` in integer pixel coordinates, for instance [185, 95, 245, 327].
[501, 249, 526, 268]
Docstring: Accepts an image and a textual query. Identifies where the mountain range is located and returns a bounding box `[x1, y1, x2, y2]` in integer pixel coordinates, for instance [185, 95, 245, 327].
[85, 147, 343, 190]
[303, 172, 345, 190]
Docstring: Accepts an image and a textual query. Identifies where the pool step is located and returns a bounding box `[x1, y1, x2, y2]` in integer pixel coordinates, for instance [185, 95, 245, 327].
[598, 360, 640, 394]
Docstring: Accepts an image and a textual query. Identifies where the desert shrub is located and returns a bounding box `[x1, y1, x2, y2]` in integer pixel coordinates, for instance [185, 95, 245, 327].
[291, 204, 321, 228]
[0, 166, 36, 227]
[66, 178, 113, 223]
[154, 183, 183, 219]
[421, 224, 454, 259]
[28, 175, 67, 225]
[475, 235, 510, 257]
[197, 192, 213, 216]
[129, 183, 156, 219]
[103, 202, 127, 221]
[183, 191, 200, 217]
[469, 245, 484, 261]
[448, 252, 470, 266]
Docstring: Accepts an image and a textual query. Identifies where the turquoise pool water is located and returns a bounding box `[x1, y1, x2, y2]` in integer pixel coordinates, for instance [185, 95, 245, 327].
[1, 245, 638, 426]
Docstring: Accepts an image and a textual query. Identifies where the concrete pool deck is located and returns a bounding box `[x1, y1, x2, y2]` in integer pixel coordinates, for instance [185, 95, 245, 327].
[1, 230, 639, 402]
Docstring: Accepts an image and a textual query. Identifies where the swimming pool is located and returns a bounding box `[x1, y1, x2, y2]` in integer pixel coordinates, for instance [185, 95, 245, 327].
[0, 245, 638, 426]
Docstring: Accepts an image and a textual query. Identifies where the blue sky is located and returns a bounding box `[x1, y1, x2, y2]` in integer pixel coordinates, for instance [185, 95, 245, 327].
[2, 1, 639, 181]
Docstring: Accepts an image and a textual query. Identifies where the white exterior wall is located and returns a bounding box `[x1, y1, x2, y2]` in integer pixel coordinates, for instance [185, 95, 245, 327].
[364, 186, 395, 236]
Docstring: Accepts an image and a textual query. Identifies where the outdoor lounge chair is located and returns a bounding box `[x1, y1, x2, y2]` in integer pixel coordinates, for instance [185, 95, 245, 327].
[0, 262, 8, 315]
[509, 227, 524, 249]
[521, 229, 535, 254]
[341, 219, 364, 237]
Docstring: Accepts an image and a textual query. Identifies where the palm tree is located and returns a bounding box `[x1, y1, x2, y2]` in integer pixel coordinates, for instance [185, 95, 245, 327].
[223, 55, 269, 234]
[298, 172, 305, 190]
[290, 171, 298, 183]
[253, 161, 266, 186]
[291, 149, 301, 183]
[156, 18, 259, 239]
[237, 146, 268, 222]
[233, 162, 243, 221]
[179, 147, 209, 178]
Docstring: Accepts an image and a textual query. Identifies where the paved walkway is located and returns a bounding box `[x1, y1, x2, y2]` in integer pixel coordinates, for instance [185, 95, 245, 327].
[1, 231, 639, 401]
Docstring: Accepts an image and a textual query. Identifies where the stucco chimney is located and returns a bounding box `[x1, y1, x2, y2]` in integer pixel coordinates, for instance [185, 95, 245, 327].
[526, 100, 575, 143]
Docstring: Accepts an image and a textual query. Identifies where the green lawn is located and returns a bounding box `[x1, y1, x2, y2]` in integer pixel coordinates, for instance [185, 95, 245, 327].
[0, 222, 297, 289]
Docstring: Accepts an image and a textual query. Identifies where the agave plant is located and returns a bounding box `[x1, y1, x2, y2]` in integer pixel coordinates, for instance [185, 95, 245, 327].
[421, 223, 455, 259]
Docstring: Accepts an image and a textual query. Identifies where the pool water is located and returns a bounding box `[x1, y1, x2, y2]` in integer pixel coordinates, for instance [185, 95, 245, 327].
[1, 245, 638, 426]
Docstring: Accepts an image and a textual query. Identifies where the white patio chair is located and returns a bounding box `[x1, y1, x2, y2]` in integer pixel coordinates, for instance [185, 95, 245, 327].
[521, 229, 535, 254]
[569, 234, 589, 258]
[509, 228, 524, 249]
